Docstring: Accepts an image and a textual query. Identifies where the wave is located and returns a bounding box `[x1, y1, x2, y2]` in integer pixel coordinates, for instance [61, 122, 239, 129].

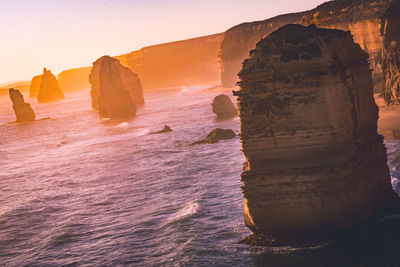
[168, 201, 199, 223]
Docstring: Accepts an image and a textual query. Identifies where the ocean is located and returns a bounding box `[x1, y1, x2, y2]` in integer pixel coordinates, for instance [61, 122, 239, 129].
[0, 87, 399, 266]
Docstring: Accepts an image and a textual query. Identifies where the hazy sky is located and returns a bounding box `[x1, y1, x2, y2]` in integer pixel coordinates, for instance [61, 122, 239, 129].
[0, 0, 326, 83]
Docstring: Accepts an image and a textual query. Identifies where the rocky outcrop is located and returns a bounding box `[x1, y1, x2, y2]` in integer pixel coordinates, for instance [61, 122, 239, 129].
[37, 68, 65, 103]
[89, 56, 144, 118]
[192, 128, 236, 145]
[219, 0, 396, 95]
[220, 13, 305, 88]
[300, 0, 392, 94]
[29, 75, 42, 98]
[236, 24, 397, 245]
[381, 0, 400, 104]
[151, 125, 173, 134]
[211, 94, 237, 119]
[116, 33, 224, 90]
[9, 88, 35, 122]
[57, 66, 92, 92]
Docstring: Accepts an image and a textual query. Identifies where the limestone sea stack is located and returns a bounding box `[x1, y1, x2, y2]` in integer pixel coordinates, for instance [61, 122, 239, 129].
[382, 0, 400, 104]
[236, 24, 398, 245]
[37, 68, 65, 103]
[89, 56, 144, 119]
[192, 128, 236, 145]
[9, 88, 35, 122]
[29, 74, 42, 98]
[211, 94, 237, 119]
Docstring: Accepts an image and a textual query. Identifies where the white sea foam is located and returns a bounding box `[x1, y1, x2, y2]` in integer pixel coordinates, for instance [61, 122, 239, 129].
[168, 201, 199, 222]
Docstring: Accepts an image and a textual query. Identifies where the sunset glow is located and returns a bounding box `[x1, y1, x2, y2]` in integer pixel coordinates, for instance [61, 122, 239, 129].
[0, 0, 325, 83]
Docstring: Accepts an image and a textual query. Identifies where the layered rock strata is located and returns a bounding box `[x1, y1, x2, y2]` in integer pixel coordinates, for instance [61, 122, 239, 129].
[236, 24, 397, 245]
[29, 75, 42, 98]
[116, 33, 224, 90]
[220, 0, 396, 95]
[37, 68, 65, 103]
[220, 13, 305, 88]
[9, 88, 35, 122]
[89, 56, 144, 118]
[381, 0, 400, 104]
[211, 94, 237, 119]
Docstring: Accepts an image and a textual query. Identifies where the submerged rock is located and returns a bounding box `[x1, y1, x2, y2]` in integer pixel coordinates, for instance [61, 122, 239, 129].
[236, 24, 398, 245]
[89, 56, 144, 119]
[29, 74, 42, 98]
[192, 128, 236, 145]
[382, 0, 400, 104]
[9, 88, 35, 122]
[151, 125, 173, 134]
[37, 68, 65, 103]
[211, 94, 237, 119]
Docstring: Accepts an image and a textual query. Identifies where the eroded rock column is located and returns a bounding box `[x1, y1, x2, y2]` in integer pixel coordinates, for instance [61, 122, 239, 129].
[89, 56, 144, 119]
[9, 88, 35, 122]
[236, 24, 397, 245]
[37, 68, 65, 103]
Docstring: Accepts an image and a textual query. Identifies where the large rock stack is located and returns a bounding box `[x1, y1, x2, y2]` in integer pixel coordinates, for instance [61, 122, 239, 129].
[37, 68, 65, 103]
[89, 56, 144, 119]
[382, 0, 400, 104]
[211, 94, 237, 119]
[9, 88, 35, 122]
[29, 74, 42, 98]
[236, 24, 397, 245]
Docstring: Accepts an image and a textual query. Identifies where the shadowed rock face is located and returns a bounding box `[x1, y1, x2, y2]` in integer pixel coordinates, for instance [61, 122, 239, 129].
[220, 0, 395, 95]
[211, 94, 237, 119]
[220, 13, 305, 88]
[192, 128, 236, 145]
[29, 75, 42, 98]
[9, 88, 35, 122]
[89, 56, 144, 119]
[381, 0, 400, 104]
[37, 68, 65, 103]
[236, 24, 397, 245]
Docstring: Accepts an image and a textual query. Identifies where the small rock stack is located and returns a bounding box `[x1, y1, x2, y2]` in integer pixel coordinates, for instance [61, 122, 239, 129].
[9, 88, 35, 122]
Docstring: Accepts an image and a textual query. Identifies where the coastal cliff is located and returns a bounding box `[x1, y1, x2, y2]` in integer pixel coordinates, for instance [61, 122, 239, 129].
[236, 24, 397, 245]
[220, 0, 394, 94]
[300, 0, 392, 94]
[89, 56, 143, 118]
[116, 33, 224, 90]
[57, 66, 92, 92]
[220, 13, 305, 88]
[381, 0, 400, 104]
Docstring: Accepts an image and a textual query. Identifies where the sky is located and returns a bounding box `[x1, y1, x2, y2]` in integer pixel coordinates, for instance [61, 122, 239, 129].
[0, 0, 326, 84]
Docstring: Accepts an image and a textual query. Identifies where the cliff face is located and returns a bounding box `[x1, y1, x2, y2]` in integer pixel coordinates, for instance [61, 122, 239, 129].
[116, 33, 224, 90]
[220, 13, 305, 88]
[220, 0, 394, 94]
[9, 88, 35, 122]
[89, 56, 143, 118]
[236, 24, 396, 245]
[381, 0, 400, 104]
[29, 75, 42, 98]
[37, 68, 65, 103]
[300, 0, 392, 94]
[57, 66, 92, 92]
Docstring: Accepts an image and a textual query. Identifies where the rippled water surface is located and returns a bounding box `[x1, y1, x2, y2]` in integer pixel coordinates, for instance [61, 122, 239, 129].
[1, 87, 400, 266]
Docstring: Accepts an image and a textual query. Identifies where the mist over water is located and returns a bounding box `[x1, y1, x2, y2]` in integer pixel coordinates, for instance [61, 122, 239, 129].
[0, 87, 400, 266]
